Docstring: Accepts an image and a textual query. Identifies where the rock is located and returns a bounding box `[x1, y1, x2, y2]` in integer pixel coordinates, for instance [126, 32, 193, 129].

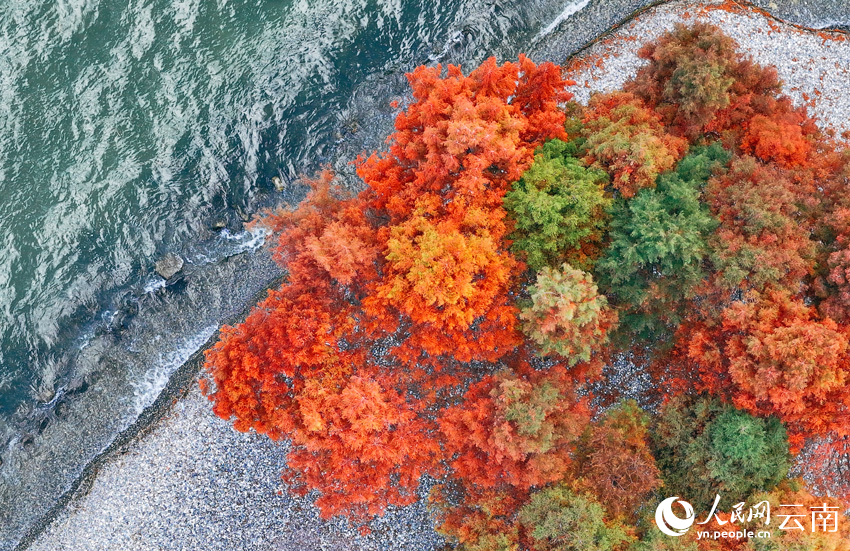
[155, 253, 184, 280]
[342, 117, 359, 134]
[66, 376, 89, 395]
[32, 383, 55, 405]
[234, 205, 251, 222]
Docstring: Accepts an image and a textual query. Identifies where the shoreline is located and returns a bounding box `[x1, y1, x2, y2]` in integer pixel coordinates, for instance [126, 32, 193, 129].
[12, 273, 286, 551]
[19, 1, 850, 549]
[564, 0, 850, 138]
[562, 0, 850, 66]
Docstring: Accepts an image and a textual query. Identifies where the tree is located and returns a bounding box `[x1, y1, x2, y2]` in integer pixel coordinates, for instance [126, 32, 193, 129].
[627, 23, 759, 139]
[595, 145, 725, 340]
[689, 288, 850, 449]
[203, 286, 446, 525]
[439, 369, 590, 491]
[704, 156, 814, 294]
[260, 170, 380, 291]
[377, 202, 516, 333]
[203, 285, 353, 439]
[357, 56, 571, 225]
[520, 264, 617, 364]
[204, 176, 445, 525]
[581, 91, 687, 198]
[575, 401, 662, 520]
[626, 21, 819, 156]
[357, 55, 574, 364]
[518, 486, 633, 551]
[740, 114, 811, 168]
[651, 396, 790, 511]
[504, 138, 611, 271]
[283, 372, 442, 525]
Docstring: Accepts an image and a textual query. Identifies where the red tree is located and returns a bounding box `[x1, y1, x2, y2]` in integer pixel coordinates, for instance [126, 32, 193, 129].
[688, 288, 850, 450]
[740, 113, 812, 168]
[581, 91, 687, 198]
[704, 156, 815, 294]
[283, 372, 442, 525]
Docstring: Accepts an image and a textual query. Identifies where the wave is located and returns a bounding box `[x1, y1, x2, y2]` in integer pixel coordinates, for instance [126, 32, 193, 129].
[130, 325, 216, 416]
[537, 0, 593, 38]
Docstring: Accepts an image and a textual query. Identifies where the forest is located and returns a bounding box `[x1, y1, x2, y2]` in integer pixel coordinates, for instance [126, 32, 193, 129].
[202, 23, 850, 550]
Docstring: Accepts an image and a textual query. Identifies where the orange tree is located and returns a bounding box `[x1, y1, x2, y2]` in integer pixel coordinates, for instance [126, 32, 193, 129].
[205, 57, 602, 531]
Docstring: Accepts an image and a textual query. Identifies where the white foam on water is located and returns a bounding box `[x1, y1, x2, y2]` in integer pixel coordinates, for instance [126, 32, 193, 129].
[219, 226, 269, 254]
[536, 0, 592, 38]
[53, 0, 100, 43]
[186, 226, 269, 266]
[188, 252, 215, 264]
[143, 277, 167, 293]
[129, 325, 216, 417]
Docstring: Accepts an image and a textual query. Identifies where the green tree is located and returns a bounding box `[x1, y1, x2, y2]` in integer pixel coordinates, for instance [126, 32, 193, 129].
[595, 144, 726, 341]
[651, 396, 791, 511]
[518, 486, 633, 551]
[505, 139, 611, 271]
[520, 264, 617, 364]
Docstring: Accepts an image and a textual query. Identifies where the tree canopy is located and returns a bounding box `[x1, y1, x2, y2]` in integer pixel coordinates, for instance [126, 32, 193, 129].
[652, 396, 790, 511]
[505, 138, 610, 271]
[204, 22, 850, 548]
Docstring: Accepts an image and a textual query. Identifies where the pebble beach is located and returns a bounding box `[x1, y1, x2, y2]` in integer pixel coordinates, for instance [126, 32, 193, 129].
[23, 1, 850, 549]
[567, 0, 850, 138]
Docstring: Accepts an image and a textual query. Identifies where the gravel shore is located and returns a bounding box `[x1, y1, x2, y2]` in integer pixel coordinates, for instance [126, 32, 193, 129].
[567, 0, 850, 137]
[25, 2, 850, 550]
[26, 388, 443, 551]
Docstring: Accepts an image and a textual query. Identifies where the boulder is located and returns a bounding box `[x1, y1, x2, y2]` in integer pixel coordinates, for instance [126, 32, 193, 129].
[155, 253, 184, 280]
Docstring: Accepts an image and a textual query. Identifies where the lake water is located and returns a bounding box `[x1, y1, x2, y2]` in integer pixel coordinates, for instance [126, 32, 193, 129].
[1, 0, 848, 548]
